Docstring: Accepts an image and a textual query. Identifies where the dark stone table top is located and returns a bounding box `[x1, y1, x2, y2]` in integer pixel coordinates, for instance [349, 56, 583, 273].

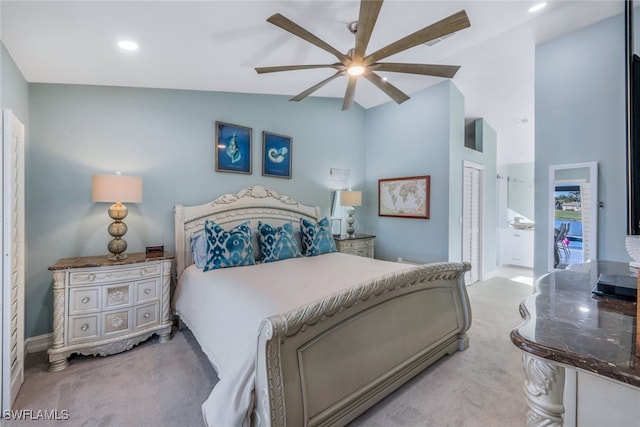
[510, 261, 639, 388]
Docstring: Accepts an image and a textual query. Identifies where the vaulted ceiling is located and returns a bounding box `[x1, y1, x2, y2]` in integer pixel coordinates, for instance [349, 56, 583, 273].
[1, 1, 623, 163]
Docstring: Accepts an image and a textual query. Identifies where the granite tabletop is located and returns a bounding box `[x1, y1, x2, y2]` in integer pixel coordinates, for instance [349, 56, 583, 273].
[510, 261, 639, 388]
[49, 252, 174, 270]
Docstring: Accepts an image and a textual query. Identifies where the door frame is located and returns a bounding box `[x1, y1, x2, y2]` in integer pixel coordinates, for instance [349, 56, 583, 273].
[462, 160, 485, 284]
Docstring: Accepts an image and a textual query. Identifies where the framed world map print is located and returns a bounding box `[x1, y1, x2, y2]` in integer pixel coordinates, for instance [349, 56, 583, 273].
[378, 175, 430, 219]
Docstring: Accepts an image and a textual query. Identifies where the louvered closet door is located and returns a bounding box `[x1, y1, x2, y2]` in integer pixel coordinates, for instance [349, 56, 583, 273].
[2, 110, 25, 410]
[462, 163, 483, 285]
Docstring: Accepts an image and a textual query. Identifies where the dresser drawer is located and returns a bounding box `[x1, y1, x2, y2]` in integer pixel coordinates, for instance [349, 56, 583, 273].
[102, 310, 131, 337]
[335, 236, 375, 259]
[136, 279, 160, 303]
[134, 302, 160, 329]
[69, 264, 160, 286]
[346, 247, 374, 258]
[48, 253, 174, 371]
[103, 284, 132, 310]
[68, 315, 99, 343]
[69, 288, 100, 315]
[338, 240, 372, 251]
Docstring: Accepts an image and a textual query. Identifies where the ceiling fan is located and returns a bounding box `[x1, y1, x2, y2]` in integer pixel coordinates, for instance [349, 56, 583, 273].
[255, 0, 471, 110]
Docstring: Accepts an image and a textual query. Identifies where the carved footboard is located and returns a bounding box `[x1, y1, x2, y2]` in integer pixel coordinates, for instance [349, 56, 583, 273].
[254, 262, 471, 427]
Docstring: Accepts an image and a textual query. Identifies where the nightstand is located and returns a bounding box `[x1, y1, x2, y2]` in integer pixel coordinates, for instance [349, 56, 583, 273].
[334, 234, 376, 258]
[47, 252, 174, 372]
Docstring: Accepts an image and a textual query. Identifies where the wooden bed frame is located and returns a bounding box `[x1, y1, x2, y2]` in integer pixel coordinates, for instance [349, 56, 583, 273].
[174, 186, 472, 427]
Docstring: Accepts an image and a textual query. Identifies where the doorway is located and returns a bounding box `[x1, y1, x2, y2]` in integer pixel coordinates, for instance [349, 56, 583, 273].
[548, 162, 598, 271]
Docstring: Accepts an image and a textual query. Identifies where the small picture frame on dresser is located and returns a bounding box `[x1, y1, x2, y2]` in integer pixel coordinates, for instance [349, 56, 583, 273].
[146, 244, 164, 258]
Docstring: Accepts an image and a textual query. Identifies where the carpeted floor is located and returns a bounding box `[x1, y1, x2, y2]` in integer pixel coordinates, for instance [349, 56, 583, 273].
[8, 276, 532, 427]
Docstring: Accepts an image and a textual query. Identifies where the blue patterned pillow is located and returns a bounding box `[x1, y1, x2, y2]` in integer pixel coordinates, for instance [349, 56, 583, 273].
[203, 220, 256, 272]
[300, 217, 337, 257]
[258, 222, 302, 263]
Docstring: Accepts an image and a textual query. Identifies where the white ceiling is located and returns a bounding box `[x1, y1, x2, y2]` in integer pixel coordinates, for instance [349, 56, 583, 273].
[1, 1, 623, 164]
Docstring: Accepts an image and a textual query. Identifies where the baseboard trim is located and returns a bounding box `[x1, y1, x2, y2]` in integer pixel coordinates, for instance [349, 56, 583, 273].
[25, 333, 53, 354]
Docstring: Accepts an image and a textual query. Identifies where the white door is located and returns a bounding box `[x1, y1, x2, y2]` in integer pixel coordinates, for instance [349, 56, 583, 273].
[2, 110, 25, 410]
[462, 162, 484, 284]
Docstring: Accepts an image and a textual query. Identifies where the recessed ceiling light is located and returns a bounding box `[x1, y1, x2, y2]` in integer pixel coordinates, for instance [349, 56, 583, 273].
[117, 40, 139, 51]
[528, 2, 547, 13]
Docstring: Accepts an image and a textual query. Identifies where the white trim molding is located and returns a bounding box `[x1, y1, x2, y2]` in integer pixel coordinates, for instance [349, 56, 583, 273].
[24, 333, 53, 354]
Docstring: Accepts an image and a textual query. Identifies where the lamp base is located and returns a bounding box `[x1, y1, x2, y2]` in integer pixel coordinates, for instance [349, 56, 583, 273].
[346, 207, 355, 238]
[106, 203, 129, 260]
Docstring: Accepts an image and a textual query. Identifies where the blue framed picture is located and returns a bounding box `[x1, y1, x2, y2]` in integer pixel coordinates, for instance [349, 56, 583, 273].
[262, 131, 292, 179]
[215, 121, 252, 174]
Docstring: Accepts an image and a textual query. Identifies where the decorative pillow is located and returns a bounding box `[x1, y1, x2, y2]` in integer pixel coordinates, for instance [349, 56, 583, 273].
[258, 222, 302, 263]
[203, 220, 256, 271]
[300, 217, 337, 257]
[190, 232, 207, 269]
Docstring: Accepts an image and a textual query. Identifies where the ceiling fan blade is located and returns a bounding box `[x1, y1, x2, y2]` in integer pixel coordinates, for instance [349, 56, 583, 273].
[267, 13, 349, 63]
[363, 71, 410, 105]
[290, 71, 344, 102]
[342, 76, 358, 111]
[353, 0, 384, 61]
[255, 64, 342, 74]
[371, 63, 461, 78]
[364, 10, 470, 65]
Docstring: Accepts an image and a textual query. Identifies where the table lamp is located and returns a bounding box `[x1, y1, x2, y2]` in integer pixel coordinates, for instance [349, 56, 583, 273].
[92, 173, 143, 260]
[340, 190, 362, 238]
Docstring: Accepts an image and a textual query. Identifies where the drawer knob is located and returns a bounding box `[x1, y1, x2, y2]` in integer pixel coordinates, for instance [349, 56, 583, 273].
[144, 312, 151, 319]
[81, 297, 90, 304]
[140, 268, 146, 275]
[80, 324, 89, 332]
[88, 274, 96, 281]
[144, 288, 151, 295]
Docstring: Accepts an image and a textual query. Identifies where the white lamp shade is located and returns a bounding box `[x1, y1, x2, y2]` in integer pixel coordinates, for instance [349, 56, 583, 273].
[92, 174, 143, 203]
[340, 190, 362, 207]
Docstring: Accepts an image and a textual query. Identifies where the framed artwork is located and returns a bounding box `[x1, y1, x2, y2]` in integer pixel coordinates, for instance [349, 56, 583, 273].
[215, 121, 252, 174]
[378, 175, 430, 219]
[262, 131, 292, 179]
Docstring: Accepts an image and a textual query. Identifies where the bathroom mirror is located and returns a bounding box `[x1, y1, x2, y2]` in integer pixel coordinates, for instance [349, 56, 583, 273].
[548, 162, 598, 271]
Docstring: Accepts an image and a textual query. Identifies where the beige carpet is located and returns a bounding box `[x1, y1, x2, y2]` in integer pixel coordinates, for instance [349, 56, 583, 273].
[8, 276, 532, 427]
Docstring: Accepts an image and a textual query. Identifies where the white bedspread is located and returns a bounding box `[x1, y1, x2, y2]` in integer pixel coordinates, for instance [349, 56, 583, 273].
[173, 252, 413, 427]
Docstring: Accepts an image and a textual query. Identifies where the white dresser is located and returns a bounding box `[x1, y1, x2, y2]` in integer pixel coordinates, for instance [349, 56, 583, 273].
[500, 228, 534, 268]
[334, 234, 376, 258]
[47, 252, 173, 371]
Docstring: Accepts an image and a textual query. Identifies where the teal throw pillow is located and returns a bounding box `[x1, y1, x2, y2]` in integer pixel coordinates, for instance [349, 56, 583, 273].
[300, 217, 337, 257]
[258, 222, 302, 263]
[203, 220, 256, 272]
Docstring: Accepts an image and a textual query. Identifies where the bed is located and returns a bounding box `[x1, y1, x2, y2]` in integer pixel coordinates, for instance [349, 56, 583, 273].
[173, 185, 472, 427]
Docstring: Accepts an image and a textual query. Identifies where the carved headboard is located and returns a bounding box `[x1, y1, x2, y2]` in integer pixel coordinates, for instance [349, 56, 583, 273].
[174, 185, 321, 277]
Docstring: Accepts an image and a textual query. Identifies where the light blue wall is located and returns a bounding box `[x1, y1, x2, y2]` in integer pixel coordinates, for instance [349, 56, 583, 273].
[27, 84, 366, 337]
[24, 77, 498, 338]
[362, 81, 496, 273]
[363, 81, 455, 263]
[535, 13, 628, 277]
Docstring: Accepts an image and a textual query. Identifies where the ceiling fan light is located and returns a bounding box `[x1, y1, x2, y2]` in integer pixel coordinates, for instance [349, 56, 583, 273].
[347, 65, 365, 76]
